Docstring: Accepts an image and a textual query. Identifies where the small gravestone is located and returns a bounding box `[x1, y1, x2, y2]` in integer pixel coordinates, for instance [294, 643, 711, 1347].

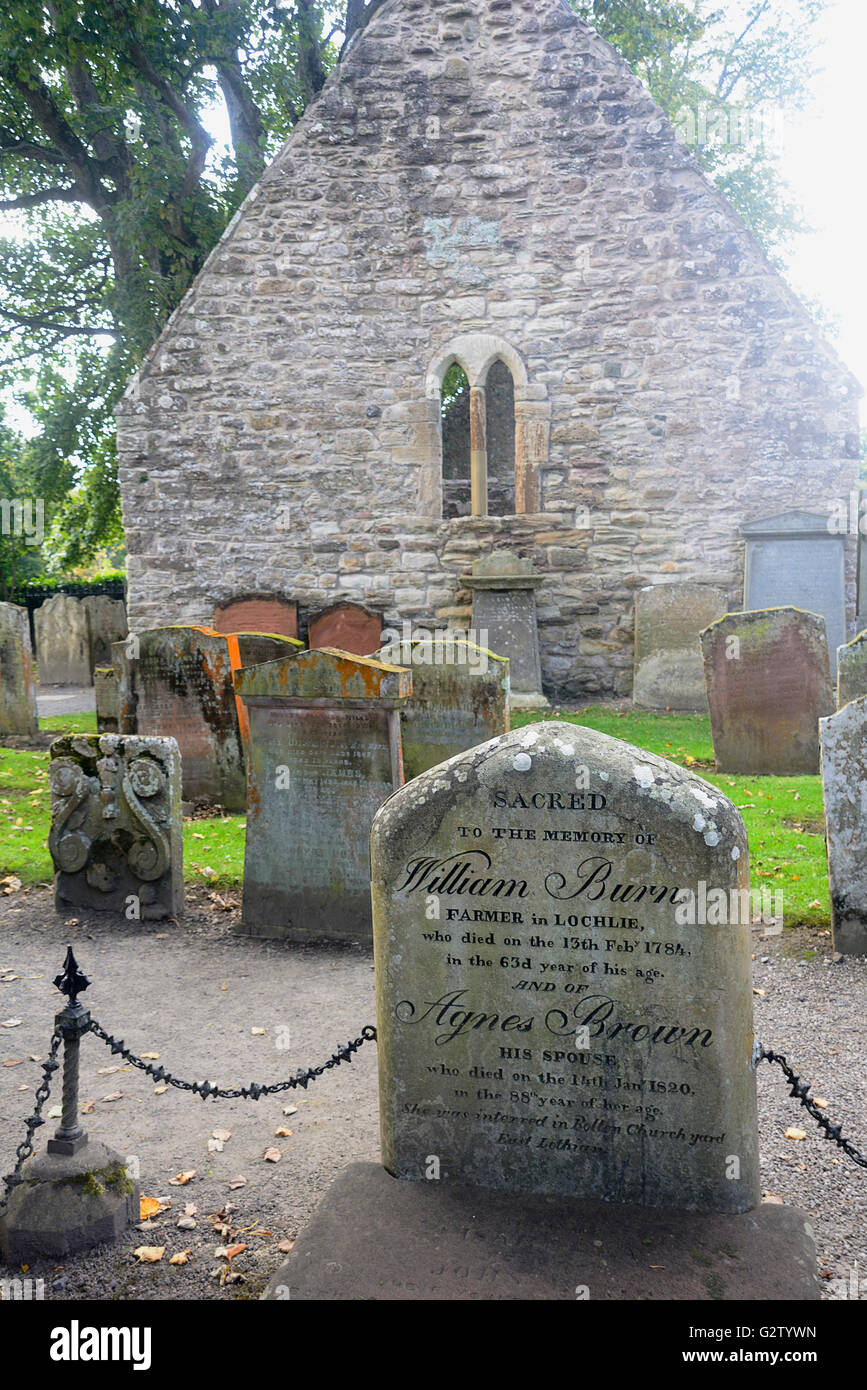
[235, 648, 410, 940]
[836, 631, 867, 708]
[820, 697, 867, 957]
[742, 511, 845, 674]
[463, 549, 547, 709]
[308, 601, 383, 656]
[235, 631, 304, 666]
[82, 595, 127, 673]
[94, 666, 119, 734]
[701, 608, 833, 774]
[376, 634, 510, 780]
[48, 733, 182, 919]
[34, 594, 91, 685]
[372, 722, 756, 1210]
[214, 595, 299, 640]
[111, 638, 137, 734]
[132, 627, 246, 809]
[0, 601, 38, 736]
[633, 583, 727, 712]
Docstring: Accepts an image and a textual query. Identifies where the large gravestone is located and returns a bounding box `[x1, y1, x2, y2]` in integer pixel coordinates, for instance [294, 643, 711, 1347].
[701, 608, 833, 774]
[94, 666, 119, 734]
[742, 512, 846, 674]
[49, 733, 182, 919]
[132, 627, 246, 809]
[464, 550, 547, 709]
[214, 595, 299, 640]
[633, 583, 727, 712]
[836, 631, 867, 708]
[34, 594, 91, 686]
[307, 601, 383, 656]
[376, 634, 509, 781]
[0, 602, 38, 736]
[235, 648, 410, 941]
[820, 697, 867, 957]
[372, 723, 757, 1210]
[82, 595, 127, 674]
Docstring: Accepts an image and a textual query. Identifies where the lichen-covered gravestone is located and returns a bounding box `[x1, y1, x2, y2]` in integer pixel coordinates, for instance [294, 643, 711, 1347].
[132, 626, 246, 809]
[701, 607, 833, 774]
[836, 631, 867, 709]
[49, 734, 182, 919]
[372, 722, 758, 1212]
[633, 583, 727, 712]
[464, 549, 547, 709]
[820, 696, 867, 956]
[376, 634, 509, 781]
[34, 593, 91, 685]
[0, 601, 38, 736]
[235, 648, 410, 941]
[235, 631, 304, 667]
[94, 666, 119, 734]
[82, 595, 127, 673]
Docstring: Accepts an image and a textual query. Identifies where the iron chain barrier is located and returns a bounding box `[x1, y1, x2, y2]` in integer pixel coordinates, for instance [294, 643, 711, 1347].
[0, 1029, 62, 1218]
[759, 1046, 867, 1170]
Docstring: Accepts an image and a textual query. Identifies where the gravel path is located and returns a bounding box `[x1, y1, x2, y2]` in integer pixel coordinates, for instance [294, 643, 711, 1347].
[36, 684, 96, 717]
[1, 890, 864, 1301]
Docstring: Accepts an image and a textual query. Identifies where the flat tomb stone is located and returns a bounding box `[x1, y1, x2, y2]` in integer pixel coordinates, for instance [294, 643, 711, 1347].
[371, 721, 758, 1213]
[701, 607, 833, 775]
[633, 583, 727, 712]
[0, 601, 38, 736]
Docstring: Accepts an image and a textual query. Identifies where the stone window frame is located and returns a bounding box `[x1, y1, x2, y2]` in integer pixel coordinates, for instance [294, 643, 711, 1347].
[423, 333, 550, 518]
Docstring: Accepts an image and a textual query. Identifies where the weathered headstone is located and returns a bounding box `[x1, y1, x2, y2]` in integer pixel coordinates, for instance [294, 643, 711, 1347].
[701, 607, 833, 774]
[820, 697, 867, 957]
[836, 630, 867, 708]
[742, 511, 846, 673]
[132, 626, 246, 809]
[235, 648, 410, 940]
[111, 638, 137, 734]
[307, 601, 383, 656]
[82, 595, 127, 673]
[464, 549, 547, 709]
[214, 595, 299, 640]
[94, 666, 119, 734]
[49, 733, 182, 919]
[376, 634, 510, 781]
[0, 601, 38, 736]
[34, 594, 91, 685]
[371, 722, 757, 1211]
[633, 583, 727, 712]
[235, 631, 304, 666]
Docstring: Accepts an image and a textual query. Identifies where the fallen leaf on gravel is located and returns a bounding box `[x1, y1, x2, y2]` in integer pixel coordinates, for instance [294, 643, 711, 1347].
[28, 1054, 42, 1062]
[274, 1127, 293, 1138]
[263, 1148, 281, 1163]
[141, 1052, 160, 1060]
[168, 1170, 198, 1186]
[762, 1195, 783, 1205]
[228, 1177, 247, 1189]
[81, 1100, 95, 1114]
[207, 1138, 224, 1153]
[101, 1091, 124, 1102]
[221, 1270, 244, 1285]
[785, 1127, 807, 1141]
[212, 1129, 231, 1142]
[814, 1097, 829, 1109]
[282, 1105, 297, 1117]
[225, 1244, 246, 1260]
[752, 988, 766, 998]
[134, 1246, 165, 1263]
[154, 1085, 167, 1095]
[140, 1197, 162, 1220]
[251, 1027, 266, 1036]
[176, 1217, 197, 1231]
[277, 1240, 294, 1253]
[169, 1251, 191, 1266]
[17, 1084, 29, 1092]
[97, 1066, 122, 1075]
[2, 1059, 22, 1067]
[0, 1018, 22, 1027]
[47, 1105, 62, 1118]
[184, 1202, 198, 1216]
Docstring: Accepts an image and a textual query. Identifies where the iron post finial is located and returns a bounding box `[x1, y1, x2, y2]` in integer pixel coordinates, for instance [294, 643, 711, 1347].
[53, 945, 90, 1012]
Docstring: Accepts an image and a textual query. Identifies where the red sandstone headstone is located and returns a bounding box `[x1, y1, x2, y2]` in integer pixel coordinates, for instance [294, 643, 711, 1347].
[214, 597, 299, 640]
[307, 602, 382, 656]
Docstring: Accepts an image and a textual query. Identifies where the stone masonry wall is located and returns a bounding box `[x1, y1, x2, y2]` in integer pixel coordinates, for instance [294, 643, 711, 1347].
[116, 0, 861, 700]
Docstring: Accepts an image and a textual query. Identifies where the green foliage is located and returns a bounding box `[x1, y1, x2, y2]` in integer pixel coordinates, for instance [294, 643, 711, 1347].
[441, 361, 469, 418]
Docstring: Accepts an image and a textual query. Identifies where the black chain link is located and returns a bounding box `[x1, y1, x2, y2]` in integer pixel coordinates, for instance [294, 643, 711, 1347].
[760, 1046, 867, 1170]
[86, 1017, 377, 1100]
[0, 1029, 63, 1217]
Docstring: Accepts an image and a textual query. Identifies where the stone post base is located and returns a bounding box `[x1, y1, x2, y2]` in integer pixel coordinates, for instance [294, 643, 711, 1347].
[0, 1140, 139, 1263]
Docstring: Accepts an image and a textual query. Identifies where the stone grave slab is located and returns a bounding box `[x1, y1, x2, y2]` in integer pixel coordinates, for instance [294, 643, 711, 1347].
[701, 607, 833, 774]
[214, 595, 299, 640]
[376, 634, 509, 780]
[48, 733, 182, 919]
[836, 631, 867, 708]
[82, 595, 127, 673]
[132, 627, 246, 809]
[464, 549, 547, 708]
[34, 594, 91, 686]
[371, 721, 757, 1212]
[742, 511, 846, 674]
[633, 583, 727, 712]
[94, 666, 119, 734]
[0, 601, 38, 736]
[820, 696, 867, 956]
[307, 601, 383, 656]
[234, 648, 411, 941]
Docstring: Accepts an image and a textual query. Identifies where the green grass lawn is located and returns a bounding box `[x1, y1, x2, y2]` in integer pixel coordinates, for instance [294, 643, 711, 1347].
[0, 707, 831, 926]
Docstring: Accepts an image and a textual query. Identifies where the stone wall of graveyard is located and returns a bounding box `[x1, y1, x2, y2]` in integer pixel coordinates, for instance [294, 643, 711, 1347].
[116, 0, 861, 700]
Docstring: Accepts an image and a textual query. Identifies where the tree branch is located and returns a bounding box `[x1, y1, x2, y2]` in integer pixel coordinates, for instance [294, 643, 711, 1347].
[0, 185, 81, 210]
